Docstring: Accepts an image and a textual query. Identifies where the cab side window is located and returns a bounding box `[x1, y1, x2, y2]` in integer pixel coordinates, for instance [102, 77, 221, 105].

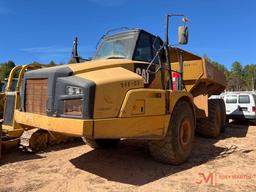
[238, 95, 250, 104]
[226, 95, 237, 103]
[134, 33, 153, 62]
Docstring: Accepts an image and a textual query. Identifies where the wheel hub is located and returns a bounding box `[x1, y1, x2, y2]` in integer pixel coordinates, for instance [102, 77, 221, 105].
[180, 119, 192, 147]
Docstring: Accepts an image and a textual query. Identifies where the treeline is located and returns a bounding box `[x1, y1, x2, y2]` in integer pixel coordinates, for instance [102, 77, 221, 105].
[0, 59, 255, 91]
[0, 60, 60, 81]
[205, 57, 256, 91]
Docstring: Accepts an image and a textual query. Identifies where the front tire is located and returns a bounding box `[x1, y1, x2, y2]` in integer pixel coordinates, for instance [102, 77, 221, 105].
[148, 101, 195, 165]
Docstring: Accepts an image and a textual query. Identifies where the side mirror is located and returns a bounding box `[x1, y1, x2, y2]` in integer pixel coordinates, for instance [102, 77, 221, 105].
[178, 26, 189, 45]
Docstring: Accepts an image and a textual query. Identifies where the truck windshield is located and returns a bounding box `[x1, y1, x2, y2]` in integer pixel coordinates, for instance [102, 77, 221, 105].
[94, 32, 137, 60]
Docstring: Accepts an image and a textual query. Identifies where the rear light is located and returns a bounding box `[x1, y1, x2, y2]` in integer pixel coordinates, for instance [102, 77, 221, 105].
[64, 99, 83, 116]
[252, 106, 256, 112]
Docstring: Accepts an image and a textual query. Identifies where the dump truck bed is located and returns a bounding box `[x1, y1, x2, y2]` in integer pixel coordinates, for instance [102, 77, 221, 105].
[170, 47, 227, 97]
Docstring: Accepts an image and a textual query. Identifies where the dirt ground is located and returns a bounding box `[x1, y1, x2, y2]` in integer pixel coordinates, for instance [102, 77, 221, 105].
[0, 121, 256, 192]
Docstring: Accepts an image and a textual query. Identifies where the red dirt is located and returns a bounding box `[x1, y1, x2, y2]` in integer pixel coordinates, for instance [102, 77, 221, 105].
[0, 121, 256, 192]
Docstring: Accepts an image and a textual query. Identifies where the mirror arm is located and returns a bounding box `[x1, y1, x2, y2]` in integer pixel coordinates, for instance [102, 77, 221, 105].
[165, 16, 169, 46]
[146, 44, 164, 73]
[164, 43, 173, 90]
[146, 44, 166, 89]
[178, 50, 184, 90]
[159, 59, 165, 90]
[148, 42, 173, 90]
[165, 14, 187, 47]
[165, 14, 188, 90]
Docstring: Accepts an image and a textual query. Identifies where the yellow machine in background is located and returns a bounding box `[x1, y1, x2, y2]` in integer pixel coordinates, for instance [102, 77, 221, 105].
[2, 65, 45, 135]
[0, 14, 226, 164]
[0, 64, 46, 154]
[0, 64, 78, 154]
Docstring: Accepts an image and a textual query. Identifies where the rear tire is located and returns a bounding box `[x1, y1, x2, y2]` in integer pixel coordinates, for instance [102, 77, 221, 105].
[83, 137, 120, 149]
[196, 99, 222, 138]
[148, 100, 195, 165]
[218, 99, 226, 133]
[226, 116, 230, 124]
[0, 125, 2, 159]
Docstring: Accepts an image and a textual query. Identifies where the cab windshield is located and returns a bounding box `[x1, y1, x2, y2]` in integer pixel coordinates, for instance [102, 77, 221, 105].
[93, 31, 138, 60]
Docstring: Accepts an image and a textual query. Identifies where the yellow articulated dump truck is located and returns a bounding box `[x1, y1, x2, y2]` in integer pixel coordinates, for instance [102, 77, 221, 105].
[0, 14, 226, 164]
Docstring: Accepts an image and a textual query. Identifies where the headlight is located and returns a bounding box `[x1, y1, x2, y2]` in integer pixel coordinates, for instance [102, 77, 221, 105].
[64, 99, 83, 116]
[66, 86, 83, 95]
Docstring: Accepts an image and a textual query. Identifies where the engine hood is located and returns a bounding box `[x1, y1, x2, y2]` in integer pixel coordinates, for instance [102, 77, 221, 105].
[68, 59, 136, 74]
[23, 58, 146, 78]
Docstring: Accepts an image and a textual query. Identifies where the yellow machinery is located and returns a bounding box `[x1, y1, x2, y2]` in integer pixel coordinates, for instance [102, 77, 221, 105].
[0, 64, 46, 154]
[1, 14, 226, 164]
[2, 65, 44, 135]
[1, 64, 78, 153]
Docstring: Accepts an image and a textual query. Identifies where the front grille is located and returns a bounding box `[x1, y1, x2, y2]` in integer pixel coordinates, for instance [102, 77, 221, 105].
[25, 79, 48, 115]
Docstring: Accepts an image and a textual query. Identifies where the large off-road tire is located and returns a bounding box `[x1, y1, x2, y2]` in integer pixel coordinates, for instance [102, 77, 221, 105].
[28, 129, 49, 152]
[218, 99, 226, 133]
[196, 99, 222, 138]
[148, 100, 195, 165]
[83, 137, 120, 149]
[226, 116, 230, 124]
[0, 125, 2, 159]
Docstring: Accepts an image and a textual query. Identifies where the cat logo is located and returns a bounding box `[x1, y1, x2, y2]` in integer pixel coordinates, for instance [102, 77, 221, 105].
[134, 63, 155, 87]
[135, 67, 149, 84]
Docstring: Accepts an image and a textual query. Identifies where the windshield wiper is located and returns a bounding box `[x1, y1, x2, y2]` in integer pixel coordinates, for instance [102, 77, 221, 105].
[105, 56, 126, 59]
